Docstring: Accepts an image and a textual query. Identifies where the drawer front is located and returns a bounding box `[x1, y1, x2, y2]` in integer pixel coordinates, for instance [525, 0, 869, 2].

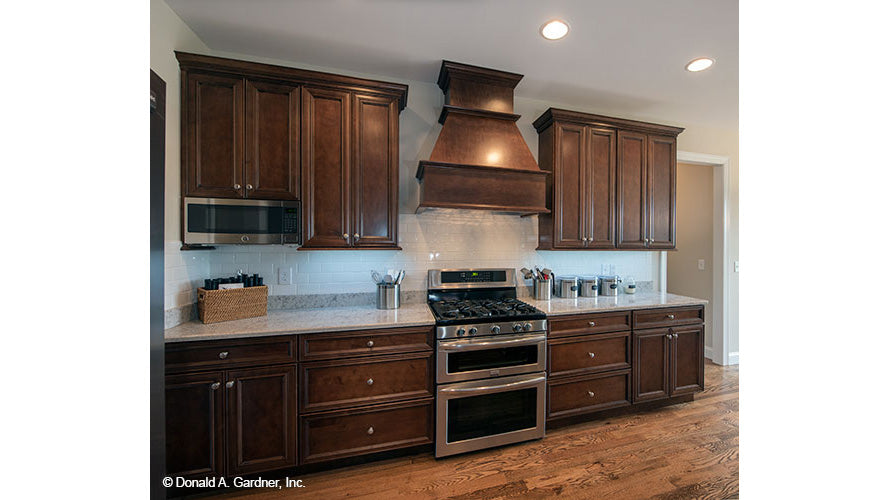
[300, 399, 434, 464]
[165, 336, 295, 373]
[548, 312, 631, 338]
[548, 332, 630, 378]
[299, 326, 433, 361]
[300, 353, 434, 413]
[547, 370, 631, 421]
[633, 306, 704, 329]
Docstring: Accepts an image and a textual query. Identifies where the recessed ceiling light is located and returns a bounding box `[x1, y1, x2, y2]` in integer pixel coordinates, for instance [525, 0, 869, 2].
[540, 20, 569, 40]
[685, 57, 714, 72]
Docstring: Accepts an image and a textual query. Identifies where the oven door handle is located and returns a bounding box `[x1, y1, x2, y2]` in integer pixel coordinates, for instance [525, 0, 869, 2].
[438, 334, 546, 351]
[438, 375, 546, 395]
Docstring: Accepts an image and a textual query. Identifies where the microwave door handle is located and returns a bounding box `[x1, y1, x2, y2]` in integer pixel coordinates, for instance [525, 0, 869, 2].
[439, 375, 546, 396]
[438, 334, 545, 352]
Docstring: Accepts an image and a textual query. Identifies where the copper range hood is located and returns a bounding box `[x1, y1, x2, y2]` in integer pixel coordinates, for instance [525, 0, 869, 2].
[415, 61, 549, 214]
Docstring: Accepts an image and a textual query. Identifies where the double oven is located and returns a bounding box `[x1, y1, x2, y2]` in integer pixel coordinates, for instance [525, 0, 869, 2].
[428, 269, 548, 458]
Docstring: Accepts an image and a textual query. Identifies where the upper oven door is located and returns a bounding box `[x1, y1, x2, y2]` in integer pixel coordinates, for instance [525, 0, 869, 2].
[437, 332, 546, 383]
[184, 197, 300, 245]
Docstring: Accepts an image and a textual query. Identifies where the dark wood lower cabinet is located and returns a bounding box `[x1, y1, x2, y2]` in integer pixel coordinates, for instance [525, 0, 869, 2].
[670, 324, 705, 395]
[226, 365, 298, 476]
[165, 371, 225, 479]
[547, 370, 631, 421]
[633, 322, 705, 402]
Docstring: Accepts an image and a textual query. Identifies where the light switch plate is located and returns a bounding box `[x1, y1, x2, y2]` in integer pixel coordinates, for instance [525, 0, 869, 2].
[734, 261, 740, 273]
[698, 259, 706, 270]
[278, 267, 292, 285]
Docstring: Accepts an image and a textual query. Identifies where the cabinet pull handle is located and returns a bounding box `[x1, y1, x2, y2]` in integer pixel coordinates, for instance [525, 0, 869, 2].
[588, 391, 595, 398]
[367, 340, 374, 348]
[342, 233, 349, 240]
[666, 314, 675, 320]
[210, 382, 220, 390]
[588, 321, 596, 327]
[366, 378, 374, 386]
[246, 184, 253, 190]
[588, 352, 596, 359]
[367, 426, 374, 435]
[225, 381, 234, 389]
[233, 184, 241, 190]
[218, 351, 229, 359]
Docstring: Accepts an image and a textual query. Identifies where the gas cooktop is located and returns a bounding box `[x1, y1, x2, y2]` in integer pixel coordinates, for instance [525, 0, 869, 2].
[429, 298, 545, 325]
[426, 268, 546, 327]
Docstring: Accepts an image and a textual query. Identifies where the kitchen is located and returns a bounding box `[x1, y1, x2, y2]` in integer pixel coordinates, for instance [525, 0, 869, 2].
[151, 1, 734, 498]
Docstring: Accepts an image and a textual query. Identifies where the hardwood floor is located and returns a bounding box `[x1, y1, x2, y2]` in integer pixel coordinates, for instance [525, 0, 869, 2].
[207, 361, 738, 500]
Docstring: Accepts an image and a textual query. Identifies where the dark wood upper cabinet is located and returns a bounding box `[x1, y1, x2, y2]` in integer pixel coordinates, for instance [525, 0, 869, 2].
[301, 87, 351, 249]
[245, 80, 300, 200]
[225, 365, 297, 476]
[533, 109, 682, 250]
[184, 72, 245, 199]
[165, 371, 225, 479]
[351, 94, 399, 248]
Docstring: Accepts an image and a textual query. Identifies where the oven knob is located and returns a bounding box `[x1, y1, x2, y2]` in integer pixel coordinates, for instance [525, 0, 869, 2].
[468, 327, 478, 336]
[491, 325, 501, 334]
[457, 328, 466, 337]
[523, 322, 533, 332]
[513, 323, 523, 332]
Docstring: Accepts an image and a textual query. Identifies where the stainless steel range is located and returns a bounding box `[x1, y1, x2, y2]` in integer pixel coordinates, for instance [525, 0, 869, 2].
[428, 268, 547, 458]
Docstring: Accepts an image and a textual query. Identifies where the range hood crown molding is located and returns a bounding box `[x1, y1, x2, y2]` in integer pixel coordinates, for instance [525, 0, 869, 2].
[417, 60, 548, 215]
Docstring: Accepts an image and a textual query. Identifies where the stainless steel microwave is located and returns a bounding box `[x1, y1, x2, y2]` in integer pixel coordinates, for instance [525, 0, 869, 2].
[184, 197, 300, 245]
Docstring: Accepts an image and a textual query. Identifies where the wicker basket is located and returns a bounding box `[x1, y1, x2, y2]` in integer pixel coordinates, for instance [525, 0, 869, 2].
[197, 285, 268, 324]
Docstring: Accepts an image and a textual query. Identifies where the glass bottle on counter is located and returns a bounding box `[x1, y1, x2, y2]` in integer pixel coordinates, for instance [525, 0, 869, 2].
[624, 276, 637, 294]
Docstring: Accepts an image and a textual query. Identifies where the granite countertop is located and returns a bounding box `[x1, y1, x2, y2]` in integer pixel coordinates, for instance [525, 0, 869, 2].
[525, 292, 707, 316]
[164, 303, 435, 343]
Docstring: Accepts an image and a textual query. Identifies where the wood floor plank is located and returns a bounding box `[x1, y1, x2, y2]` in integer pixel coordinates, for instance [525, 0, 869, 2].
[200, 361, 738, 500]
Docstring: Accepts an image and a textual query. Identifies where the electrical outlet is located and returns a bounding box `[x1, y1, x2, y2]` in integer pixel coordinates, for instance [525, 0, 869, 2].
[734, 261, 740, 273]
[698, 259, 706, 271]
[278, 267, 292, 285]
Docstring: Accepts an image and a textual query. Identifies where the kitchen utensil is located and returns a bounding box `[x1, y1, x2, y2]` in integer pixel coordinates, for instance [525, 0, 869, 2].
[599, 275, 621, 296]
[383, 274, 394, 284]
[371, 270, 383, 284]
[554, 276, 580, 298]
[376, 283, 400, 309]
[579, 276, 599, 297]
[396, 270, 405, 284]
[541, 268, 552, 280]
[520, 267, 534, 280]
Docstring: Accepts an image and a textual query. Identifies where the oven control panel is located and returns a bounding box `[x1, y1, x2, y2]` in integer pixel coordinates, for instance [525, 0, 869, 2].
[437, 320, 547, 340]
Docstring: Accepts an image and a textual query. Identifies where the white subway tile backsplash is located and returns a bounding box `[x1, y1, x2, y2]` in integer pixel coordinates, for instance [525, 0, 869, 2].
[164, 210, 660, 311]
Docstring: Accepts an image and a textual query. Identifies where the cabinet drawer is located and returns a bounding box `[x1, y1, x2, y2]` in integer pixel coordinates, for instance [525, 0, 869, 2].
[300, 353, 434, 413]
[300, 399, 433, 464]
[548, 332, 630, 378]
[633, 306, 704, 329]
[548, 311, 631, 338]
[547, 370, 631, 421]
[165, 336, 296, 373]
[299, 326, 433, 361]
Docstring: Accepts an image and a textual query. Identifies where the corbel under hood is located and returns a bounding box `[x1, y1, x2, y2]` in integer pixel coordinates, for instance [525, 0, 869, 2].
[415, 61, 549, 215]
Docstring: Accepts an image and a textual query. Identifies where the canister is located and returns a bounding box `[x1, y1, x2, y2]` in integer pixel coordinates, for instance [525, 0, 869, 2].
[376, 283, 400, 309]
[533, 279, 552, 300]
[579, 276, 600, 297]
[554, 276, 580, 298]
[599, 275, 622, 296]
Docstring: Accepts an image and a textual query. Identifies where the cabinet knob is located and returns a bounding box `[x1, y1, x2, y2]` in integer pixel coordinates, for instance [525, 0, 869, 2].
[233, 184, 241, 190]
[246, 184, 253, 190]
[588, 352, 596, 359]
[343, 233, 349, 240]
[367, 426, 374, 435]
[582, 237, 588, 242]
[225, 381, 234, 389]
[366, 340, 374, 348]
[354, 233, 360, 239]
[674, 333, 680, 339]
[666, 334, 674, 339]
[666, 314, 675, 320]
[588, 391, 595, 398]
[588, 321, 596, 327]
[366, 378, 374, 386]
[218, 351, 229, 359]
[210, 382, 220, 390]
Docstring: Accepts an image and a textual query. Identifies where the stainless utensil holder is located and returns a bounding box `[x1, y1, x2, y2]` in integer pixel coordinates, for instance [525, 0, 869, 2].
[376, 283, 400, 310]
[533, 279, 552, 301]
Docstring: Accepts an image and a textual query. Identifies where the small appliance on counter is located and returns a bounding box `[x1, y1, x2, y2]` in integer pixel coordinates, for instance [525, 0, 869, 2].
[553, 275, 580, 298]
[579, 276, 600, 297]
[371, 269, 404, 309]
[599, 275, 622, 296]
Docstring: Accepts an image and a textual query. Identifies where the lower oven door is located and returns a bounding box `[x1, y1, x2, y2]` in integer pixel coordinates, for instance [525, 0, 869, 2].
[437, 333, 546, 383]
[436, 372, 546, 458]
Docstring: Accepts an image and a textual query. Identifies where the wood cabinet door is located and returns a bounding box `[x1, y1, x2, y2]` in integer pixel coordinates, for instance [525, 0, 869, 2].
[351, 94, 399, 248]
[552, 123, 587, 248]
[670, 324, 705, 396]
[647, 134, 677, 249]
[301, 87, 351, 248]
[586, 127, 616, 248]
[632, 328, 670, 402]
[225, 365, 297, 476]
[184, 72, 245, 199]
[616, 131, 648, 248]
[245, 80, 300, 200]
[165, 372, 225, 479]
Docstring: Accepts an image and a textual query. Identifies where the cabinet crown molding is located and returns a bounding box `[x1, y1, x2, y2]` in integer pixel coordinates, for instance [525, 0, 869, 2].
[533, 108, 685, 136]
